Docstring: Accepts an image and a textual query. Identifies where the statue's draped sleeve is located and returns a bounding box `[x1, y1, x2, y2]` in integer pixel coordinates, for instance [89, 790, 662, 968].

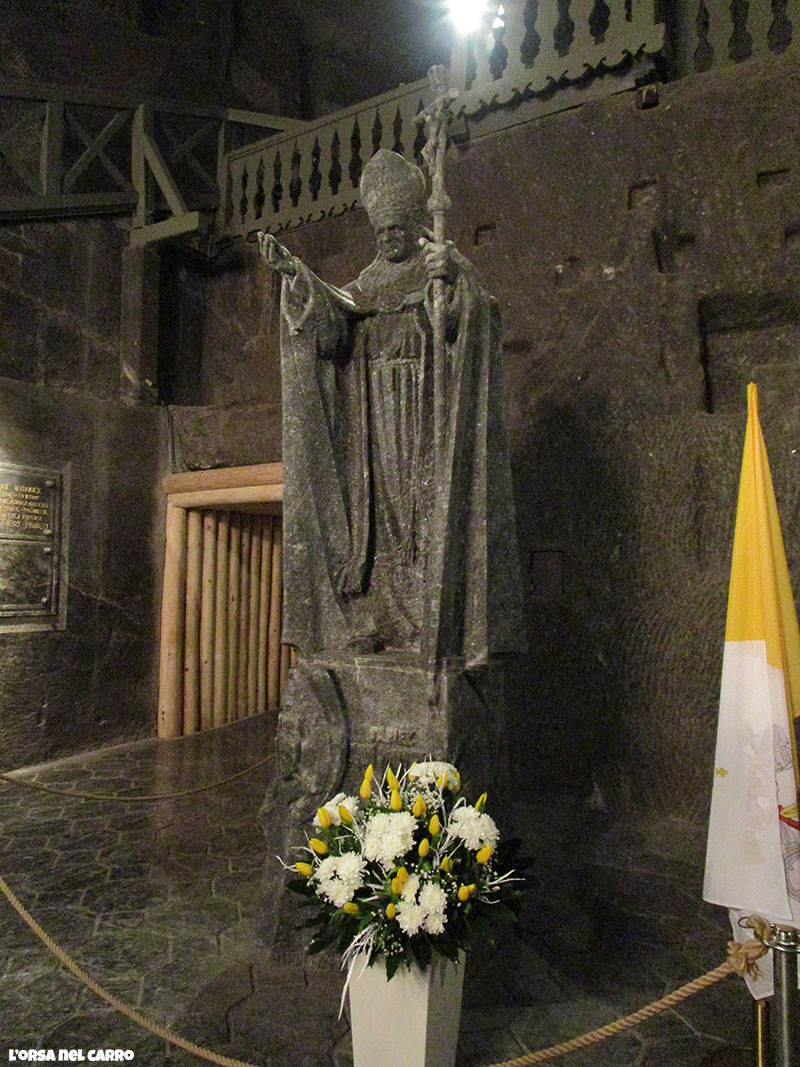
[279, 260, 367, 653]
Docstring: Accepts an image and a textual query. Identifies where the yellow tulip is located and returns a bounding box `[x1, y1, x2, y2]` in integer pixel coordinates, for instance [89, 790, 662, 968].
[418, 838, 430, 858]
[412, 795, 427, 818]
[342, 902, 359, 915]
[390, 789, 402, 812]
[437, 770, 448, 789]
[386, 767, 400, 791]
[391, 876, 403, 895]
[475, 792, 487, 812]
[452, 771, 461, 794]
[468, 883, 477, 895]
[360, 778, 372, 800]
[316, 806, 332, 828]
[309, 838, 328, 855]
[364, 763, 374, 781]
[458, 885, 470, 903]
[440, 855, 453, 873]
[338, 804, 354, 824]
[476, 846, 493, 864]
[428, 814, 441, 836]
[397, 866, 409, 884]
[386, 902, 396, 919]
[295, 862, 313, 877]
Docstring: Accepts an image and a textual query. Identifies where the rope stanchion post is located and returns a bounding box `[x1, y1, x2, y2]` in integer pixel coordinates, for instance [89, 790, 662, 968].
[766, 925, 800, 1067]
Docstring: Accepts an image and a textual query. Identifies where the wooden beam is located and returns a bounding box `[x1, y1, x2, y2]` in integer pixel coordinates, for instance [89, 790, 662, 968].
[129, 210, 203, 247]
[40, 96, 64, 196]
[142, 130, 188, 215]
[166, 484, 282, 510]
[163, 463, 283, 495]
[158, 502, 187, 739]
[132, 103, 148, 227]
[0, 191, 137, 219]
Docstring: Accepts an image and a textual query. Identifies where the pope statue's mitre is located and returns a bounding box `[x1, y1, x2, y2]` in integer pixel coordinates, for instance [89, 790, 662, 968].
[359, 149, 427, 229]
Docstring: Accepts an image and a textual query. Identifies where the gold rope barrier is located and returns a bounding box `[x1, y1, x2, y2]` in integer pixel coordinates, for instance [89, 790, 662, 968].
[0, 752, 274, 802]
[483, 928, 769, 1067]
[0, 872, 260, 1067]
[0, 859, 769, 1067]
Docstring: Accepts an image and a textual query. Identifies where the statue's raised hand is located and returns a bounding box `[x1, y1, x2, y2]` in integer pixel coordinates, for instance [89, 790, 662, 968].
[258, 232, 297, 277]
[419, 233, 457, 285]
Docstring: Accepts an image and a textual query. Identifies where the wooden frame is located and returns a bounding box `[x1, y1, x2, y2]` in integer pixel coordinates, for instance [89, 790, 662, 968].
[158, 462, 283, 738]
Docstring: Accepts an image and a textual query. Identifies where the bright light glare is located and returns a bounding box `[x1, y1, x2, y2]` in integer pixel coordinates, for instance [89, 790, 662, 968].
[448, 0, 489, 35]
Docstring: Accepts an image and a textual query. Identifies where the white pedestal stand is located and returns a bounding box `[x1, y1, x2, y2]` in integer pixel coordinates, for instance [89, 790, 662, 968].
[348, 954, 465, 1067]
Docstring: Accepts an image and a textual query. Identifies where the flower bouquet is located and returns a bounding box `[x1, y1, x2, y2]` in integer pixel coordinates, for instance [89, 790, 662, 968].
[281, 759, 523, 981]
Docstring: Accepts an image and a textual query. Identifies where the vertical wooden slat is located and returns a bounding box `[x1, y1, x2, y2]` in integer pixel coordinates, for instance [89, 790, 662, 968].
[267, 520, 283, 710]
[158, 501, 187, 739]
[236, 514, 252, 719]
[213, 511, 230, 728]
[40, 96, 64, 196]
[257, 516, 274, 714]
[199, 511, 216, 730]
[247, 514, 263, 716]
[226, 513, 241, 723]
[183, 508, 202, 735]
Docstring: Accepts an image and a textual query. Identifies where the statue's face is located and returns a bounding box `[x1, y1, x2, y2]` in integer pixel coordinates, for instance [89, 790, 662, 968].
[374, 220, 418, 263]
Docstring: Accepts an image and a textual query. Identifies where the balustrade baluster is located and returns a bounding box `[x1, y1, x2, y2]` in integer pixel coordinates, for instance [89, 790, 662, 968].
[392, 107, 404, 155]
[471, 18, 497, 88]
[603, 0, 633, 65]
[521, 0, 542, 65]
[565, 0, 599, 75]
[527, 0, 564, 88]
[371, 109, 383, 155]
[768, 1, 793, 54]
[744, 0, 772, 59]
[271, 149, 282, 214]
[309, 137, 322, 201]
[501, 0, 529, 76]
[289, 142, 302, 208]
[412, 97, 426, 166]
[349, 118, 362, 189]
[254, 157, 265, 219]
[589, 0, 611, 43]
[704, 0, 731, 70]
[489, 12, 509, 78]
[329, 130, 342, 195]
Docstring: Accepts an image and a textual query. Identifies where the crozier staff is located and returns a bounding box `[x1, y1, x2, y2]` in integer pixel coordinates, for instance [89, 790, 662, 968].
[258, 149, 524, 675]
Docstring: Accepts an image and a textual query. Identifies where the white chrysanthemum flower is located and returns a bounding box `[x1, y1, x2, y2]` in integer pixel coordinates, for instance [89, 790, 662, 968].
[313, 852, 366, 907]
[419, 883, 447, 935]
[401, 873, 421, 900]
[314, 792, 360, 828]
[395, 900, 425, 936]
[407, 761, 460, 791]
[362, 811, 416, 869]
[449, 806, 499, 850]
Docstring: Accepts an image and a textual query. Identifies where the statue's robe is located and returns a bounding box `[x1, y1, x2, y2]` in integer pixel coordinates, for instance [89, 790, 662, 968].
[278, 247, 525, 673]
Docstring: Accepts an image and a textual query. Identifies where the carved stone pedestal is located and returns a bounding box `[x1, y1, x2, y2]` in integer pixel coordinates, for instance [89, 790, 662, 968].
[258, 651, 512, 962]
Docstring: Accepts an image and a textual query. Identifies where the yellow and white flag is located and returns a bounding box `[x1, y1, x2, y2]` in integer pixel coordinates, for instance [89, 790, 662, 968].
[703, 383, 800, 998]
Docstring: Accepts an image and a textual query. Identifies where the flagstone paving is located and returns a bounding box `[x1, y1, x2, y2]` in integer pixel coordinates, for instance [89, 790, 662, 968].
[0, 714, 754, 1066]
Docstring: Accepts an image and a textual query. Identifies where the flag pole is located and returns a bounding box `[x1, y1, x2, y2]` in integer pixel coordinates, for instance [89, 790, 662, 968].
[754, 998, 769, 1067]
[767, 926, 800, 1067]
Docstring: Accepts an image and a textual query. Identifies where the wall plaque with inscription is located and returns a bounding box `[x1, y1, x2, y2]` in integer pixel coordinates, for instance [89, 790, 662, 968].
[0, 464, 67, 630]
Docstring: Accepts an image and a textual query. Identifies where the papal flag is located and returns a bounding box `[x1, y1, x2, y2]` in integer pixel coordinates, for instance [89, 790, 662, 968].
[703, 382, 800, 998]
